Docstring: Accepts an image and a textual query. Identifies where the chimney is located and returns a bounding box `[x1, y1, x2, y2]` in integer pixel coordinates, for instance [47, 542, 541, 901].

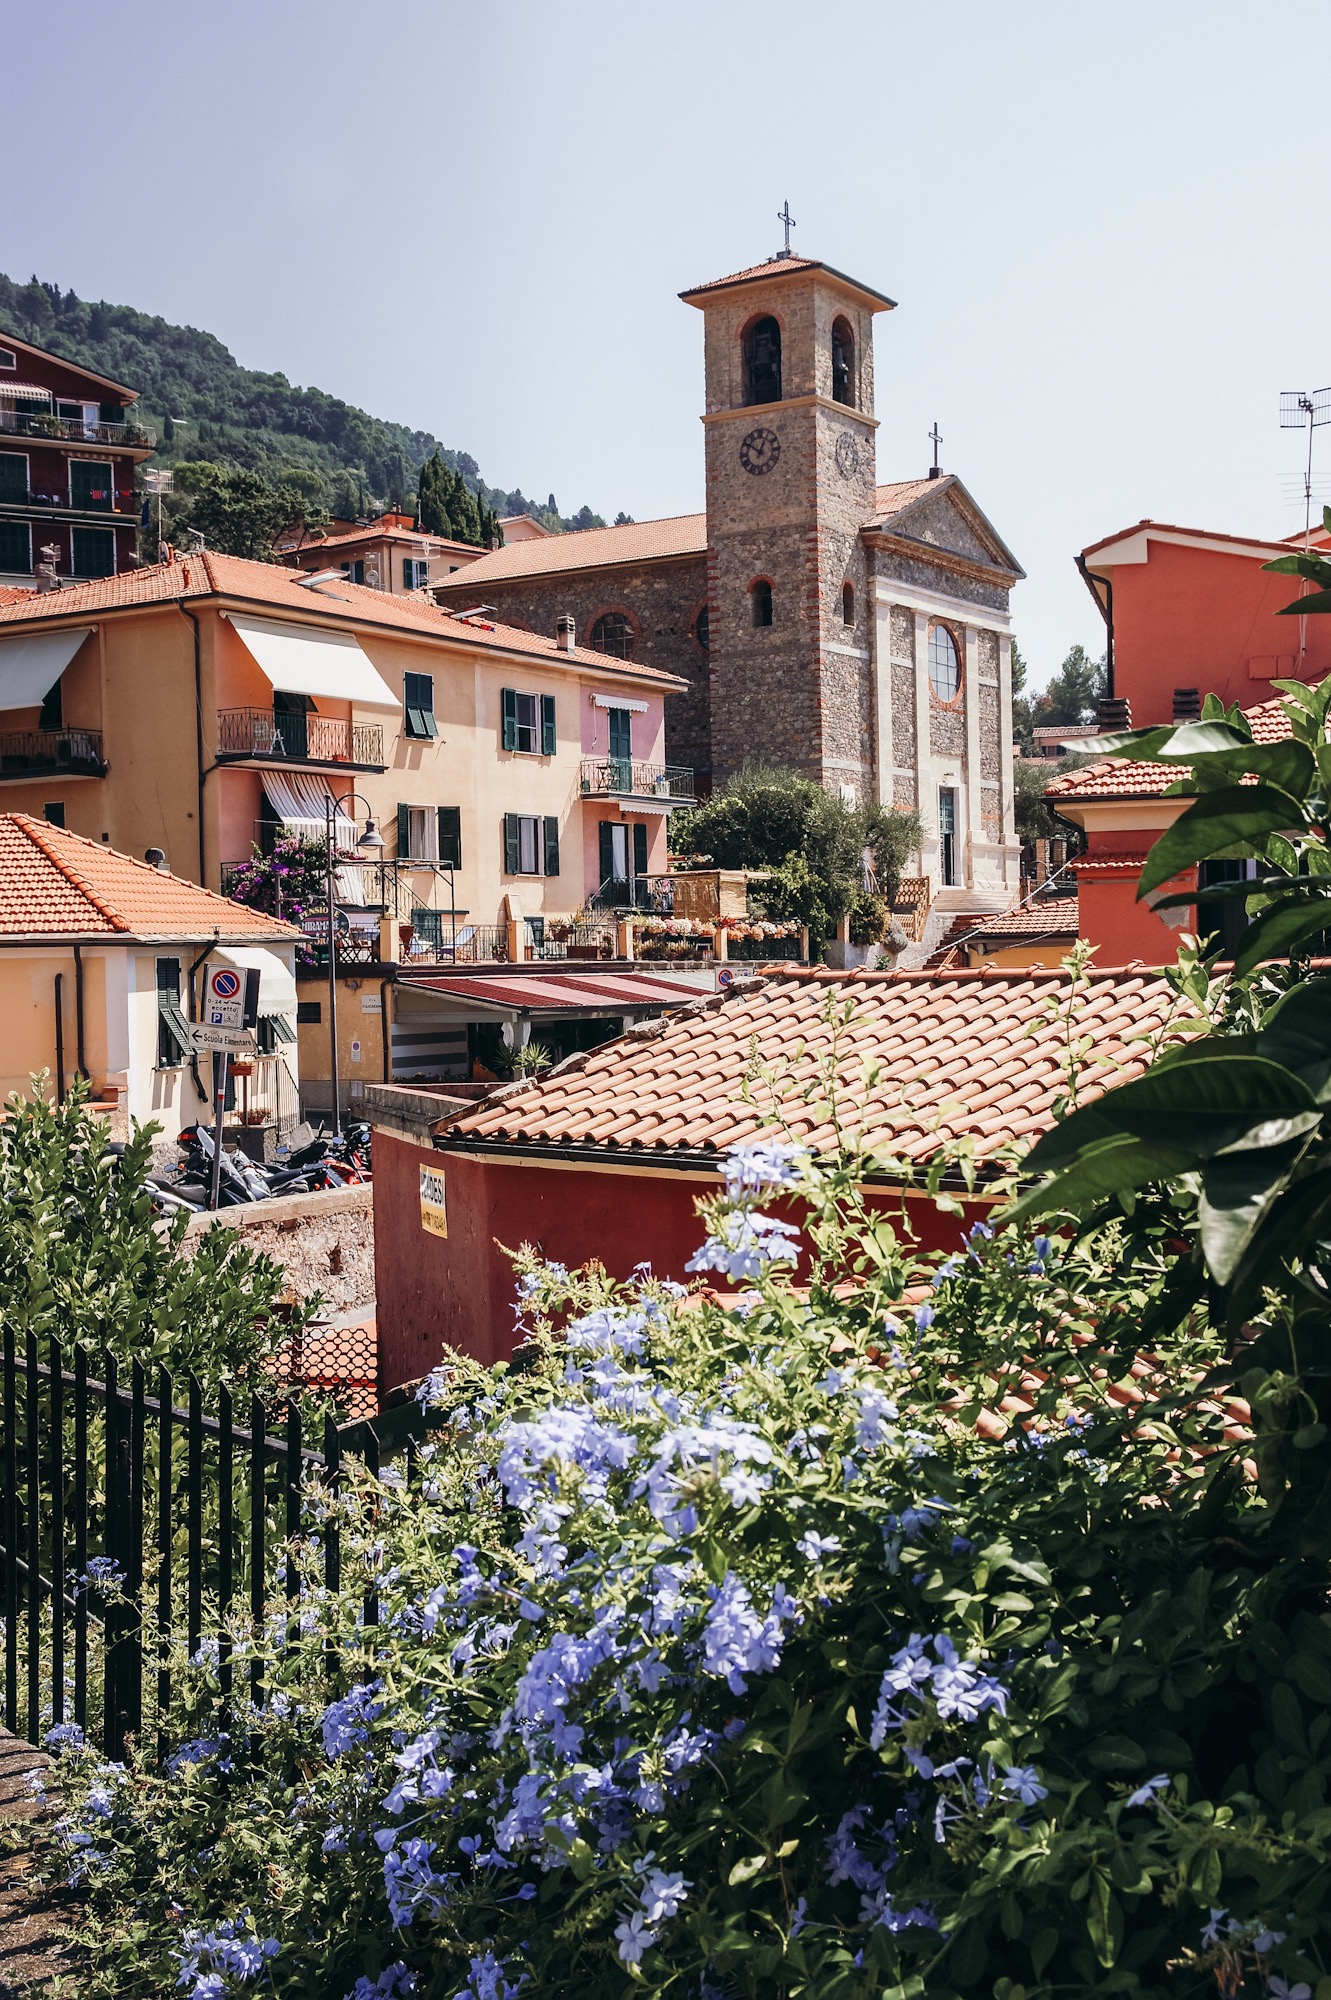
[556, 613, 576, 653]
[1097, 696, 1132, 731]
[1172, 686, 1201, 722]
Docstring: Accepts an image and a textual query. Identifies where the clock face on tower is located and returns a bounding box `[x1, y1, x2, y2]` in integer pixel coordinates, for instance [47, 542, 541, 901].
[835, 432, 860, 479]
[739, 427, 781, 476]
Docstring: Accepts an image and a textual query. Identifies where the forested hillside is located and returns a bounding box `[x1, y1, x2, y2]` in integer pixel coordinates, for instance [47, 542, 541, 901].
[0, 272, 610, 534]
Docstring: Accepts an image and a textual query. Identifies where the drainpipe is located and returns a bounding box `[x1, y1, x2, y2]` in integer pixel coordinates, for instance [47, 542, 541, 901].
[185, 931, 219, 1106]
[1075, 554, 1114, 700]
[72, 944, 87, 1080]
[180, 603, 208, 885]
[380, 976, 392, 1081]
[54, 972, 65, 1101]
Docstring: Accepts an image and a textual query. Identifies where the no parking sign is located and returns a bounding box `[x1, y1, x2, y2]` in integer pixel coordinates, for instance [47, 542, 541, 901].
[205, 964, 260, 1029]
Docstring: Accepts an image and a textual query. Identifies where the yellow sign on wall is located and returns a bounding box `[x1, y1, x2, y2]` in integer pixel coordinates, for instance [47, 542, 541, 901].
[419, 1163, 448, 1239]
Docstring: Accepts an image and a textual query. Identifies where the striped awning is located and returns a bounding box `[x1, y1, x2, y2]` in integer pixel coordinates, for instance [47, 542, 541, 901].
[0, 383, 52, 403]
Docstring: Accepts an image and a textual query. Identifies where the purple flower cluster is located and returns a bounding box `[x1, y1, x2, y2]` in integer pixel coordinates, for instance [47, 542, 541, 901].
[172, 1915, 279, 1998]
[321, 1680, 383, 1758]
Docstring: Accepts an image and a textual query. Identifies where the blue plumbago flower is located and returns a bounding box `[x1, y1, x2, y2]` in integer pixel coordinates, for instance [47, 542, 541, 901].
[631, 1416, 775, 1537]
[1267, 1981, 1312, 2000]
[615, 1910, 657, 1965]
[165, 1735, 232, 1777]
[687, 1210, 801, 1284]
[854, 1383, 899, 1449]
[1001, 1764, 1048, 1805]
[43, 1722, 84, 1752]
[870, 1633, 1009, 1750]
[796, 1530, 842, 1561]
[913, 1303, 935, 1332]
[345, 1966, 417, 2000]
[321, 1680, 383, 1759]
[497, 1406, 637, 1515]
[930, 1256, 963, 1290]
[702, 1572, 801, 1693]
[565, 1307, 649, 1357]
[451, 1951, 526, 1999]
[720, 1140, 804, 1198]
[172, 1916, 280, 1996]
[790, 1896, 808, 1936]
[381, 1836, 455, 1926]
[76, 1556, 126, 1593]
[637, 1862, 690, 1923]
[1124, 1773, 1170, 1808]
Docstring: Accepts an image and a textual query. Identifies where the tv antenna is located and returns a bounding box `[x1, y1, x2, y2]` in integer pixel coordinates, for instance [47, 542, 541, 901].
[1280, 388, 1331, 548]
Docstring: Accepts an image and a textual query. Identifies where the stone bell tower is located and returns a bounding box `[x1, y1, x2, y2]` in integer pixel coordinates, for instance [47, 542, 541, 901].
[680, 241, 894, 799]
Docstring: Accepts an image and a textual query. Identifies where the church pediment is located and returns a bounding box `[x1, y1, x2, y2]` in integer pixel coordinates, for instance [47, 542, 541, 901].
[866, 476, 1024, 580]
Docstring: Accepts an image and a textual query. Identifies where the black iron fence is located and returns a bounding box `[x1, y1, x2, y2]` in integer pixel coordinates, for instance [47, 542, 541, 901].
[0, 728, 107, 780]
[0, 1328, 401, 1762]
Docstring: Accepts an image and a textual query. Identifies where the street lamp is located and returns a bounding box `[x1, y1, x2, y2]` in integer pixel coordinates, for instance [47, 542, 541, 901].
[324, 790, 384, 1138]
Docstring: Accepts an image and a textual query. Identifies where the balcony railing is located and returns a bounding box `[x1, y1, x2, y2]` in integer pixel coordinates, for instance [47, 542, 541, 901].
[587, 873, 677, 915]
[0, 409, 155, 448]
[0, 488, 135, 514]
[579, 758, 695, 802]
[0, 727, 106, 779]
[216, 708, 386, 768]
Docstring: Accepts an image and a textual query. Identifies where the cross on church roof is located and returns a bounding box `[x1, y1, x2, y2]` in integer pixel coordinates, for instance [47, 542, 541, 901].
[929, 421, 944, 479]
[777, 200, 796, 258]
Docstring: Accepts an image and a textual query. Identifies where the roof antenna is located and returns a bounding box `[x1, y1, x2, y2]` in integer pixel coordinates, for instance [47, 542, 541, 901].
[1280, 387, 1331, 662]
[776, 199, 796, 259]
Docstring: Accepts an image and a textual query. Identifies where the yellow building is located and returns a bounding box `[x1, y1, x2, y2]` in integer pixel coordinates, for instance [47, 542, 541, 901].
[0, 812, 300, 1137]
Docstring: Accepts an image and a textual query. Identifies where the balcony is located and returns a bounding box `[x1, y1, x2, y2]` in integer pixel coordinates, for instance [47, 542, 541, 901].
[0, 727, 107, 780]
[579, 758, 695, 803]
[0, 409, 155, 449]
[0, 487, 137, 516]
[216, 708, 386, 770]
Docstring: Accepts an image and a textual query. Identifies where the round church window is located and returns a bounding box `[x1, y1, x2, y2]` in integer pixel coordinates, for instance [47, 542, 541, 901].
[928, 624, 961, 703]
[694, 606, 710, 651]
[591, 612, 634, 659]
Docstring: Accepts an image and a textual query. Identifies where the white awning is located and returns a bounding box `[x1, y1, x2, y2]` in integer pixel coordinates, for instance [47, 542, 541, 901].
[0, 383, 52, 403]
[210, 945, 298, 1019]
[619, 799, 673, 816]
[260, 772, 368, 906]
[226, 612, 398, 709]
[590, 693, 648, 712]
[0, 627, 93, 712]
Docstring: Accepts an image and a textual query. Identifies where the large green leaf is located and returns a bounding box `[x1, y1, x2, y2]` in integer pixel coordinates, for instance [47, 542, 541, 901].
[1023, 1053, 1316, 1174]
[1227, 1164, 1331, 1324]
[1278, 589, 1331, 616]
[1258, 978, 1331, 1095]
[1264, 551, 1331, 582]
[1077, 720, 1250, 761]
[1004, 1134, 1201, 1223]
[1199, 1140, 1313, 1284]
[1197, 739, 1316, 795]
[1233, 899, 1331, 977]
[1138, 786, 1308, 897]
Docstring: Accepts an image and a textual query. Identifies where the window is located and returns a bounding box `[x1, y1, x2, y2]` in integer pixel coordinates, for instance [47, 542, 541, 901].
[342, 559, 366, 585]
[155, 957, 190, 1068]
[396, 804, 460, 867]
[411, 908, 444, 947]
[0, 521, 31, 574]
[273, 689, 313, 759]
[598, 820, 648, 902]
[503, 813, 559, 876]
[1197, 859, 1259, 958]
[0, 453, 27, 503]
[751, 579, 774, 628]
[43, 802, 64, 828]
[71, 527, 115, 578]
[608, 706, 633, 763]
[70, 460, 113, 511]
[0, 348, 14, 369]
[841, 581, 855, 627]
[590, 613, 634, 660]
[297, 1000, 322, 1025]
[694, 605, 710, 650]
[403, 557, 430, 589]
[403, 671, 438, 739]
[928, 625, 961, 702]
[742, 315, 782, 405]
[501, 688, 556, 754]
[938, 788, 958, 887]
[831, 317, 855, 406]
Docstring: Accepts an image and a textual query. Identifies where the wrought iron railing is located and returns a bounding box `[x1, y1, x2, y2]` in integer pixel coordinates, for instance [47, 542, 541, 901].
[579, 759, 695, 801]
[399, 923, 511, 964]
[0, 727, 106, 778]
[587, 873, 676, 914]
[0, 487, 136, 513]
[216, 709, 385, 767]
[0, 409, 155, 448]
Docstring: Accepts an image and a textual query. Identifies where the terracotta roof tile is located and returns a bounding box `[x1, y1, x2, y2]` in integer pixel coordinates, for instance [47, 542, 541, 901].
[968, 897, 1080, 941]
[440, 964, 1194, 1170]
[679, 256, 895, 308]
[1044, 696, 1296, 802]
[429, 514, 708, 590]
[0, 815, 299, 940]
[0, 548, 686, 690]
[274, 1316, 377, 1423]
[871, 477, 947, 519]
[1072, 851, 1152, 877]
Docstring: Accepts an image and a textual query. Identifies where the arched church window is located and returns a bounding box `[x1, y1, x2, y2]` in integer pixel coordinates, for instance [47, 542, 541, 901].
[591, 612, 634, 659]
[742, 316, 782, 406]
[751, 579, 774, 628]
[694, 605, 710, 650]
[831, 317, 855, 406]
[841, 581, 855, 627]
[928, 624, 962, 703]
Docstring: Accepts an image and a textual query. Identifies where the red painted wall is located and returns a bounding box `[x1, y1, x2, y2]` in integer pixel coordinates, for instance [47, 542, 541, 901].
[1111, 538, 1331, 727]
[373, 1128, 996, 1393]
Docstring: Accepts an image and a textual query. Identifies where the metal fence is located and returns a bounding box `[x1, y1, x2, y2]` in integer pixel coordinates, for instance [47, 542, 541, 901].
[0, 1328, 399, 1762]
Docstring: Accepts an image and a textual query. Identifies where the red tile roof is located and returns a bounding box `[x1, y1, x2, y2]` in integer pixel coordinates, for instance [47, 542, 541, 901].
[1072, 851, 1152, 877]
[429, 514, 709, 590]
[0, 815, 299, 941]
[0, 549, 686, 689]
[292, 522, 482, 557]
[274, 1316, 376, 1423]
[0, 586, 34, 606]
[871, 478, 943, 518]
[679, 256, 896, 309]
[968, 897, 1080, 941]
[440, 963, 1192, 1169]
[1080, 518, 1297, 562]
[1044, 696, 1294, 803]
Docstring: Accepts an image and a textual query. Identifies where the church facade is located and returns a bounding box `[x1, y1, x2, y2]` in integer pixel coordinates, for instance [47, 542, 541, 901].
[433, 248, 1024, 908]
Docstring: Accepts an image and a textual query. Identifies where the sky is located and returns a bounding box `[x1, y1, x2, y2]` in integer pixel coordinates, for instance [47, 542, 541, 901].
[2, 0, 1328, 690]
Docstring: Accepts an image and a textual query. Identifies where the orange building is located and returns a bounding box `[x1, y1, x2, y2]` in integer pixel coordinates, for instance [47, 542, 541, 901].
[1078, 519, 1331, 729]
[281, 512, 487, 594]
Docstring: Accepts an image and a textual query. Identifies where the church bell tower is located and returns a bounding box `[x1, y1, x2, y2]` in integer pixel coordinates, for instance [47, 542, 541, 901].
[680, 233, 894, 799]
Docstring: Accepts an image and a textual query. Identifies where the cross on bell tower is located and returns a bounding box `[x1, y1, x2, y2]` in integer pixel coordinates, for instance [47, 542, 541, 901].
[929, 421, 943, 478]
[776, 200, 796, 259]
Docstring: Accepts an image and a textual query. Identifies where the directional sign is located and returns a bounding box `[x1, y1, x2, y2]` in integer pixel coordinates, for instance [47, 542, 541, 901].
[188, 1023, 258, 1055]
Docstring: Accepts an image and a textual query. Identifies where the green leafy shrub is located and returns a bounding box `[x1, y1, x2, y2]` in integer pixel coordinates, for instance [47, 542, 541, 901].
[42, 1141, 1331, 1999]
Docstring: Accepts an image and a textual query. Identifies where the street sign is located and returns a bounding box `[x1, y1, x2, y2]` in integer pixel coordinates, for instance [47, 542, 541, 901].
[188, 1023, 258, 1055]
[204, 964, 260, 1030]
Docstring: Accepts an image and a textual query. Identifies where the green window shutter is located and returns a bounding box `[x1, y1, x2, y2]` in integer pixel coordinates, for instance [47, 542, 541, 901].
[633, 822, 648, 878]
[599, 820, 615, 886]
[503, 813, 521, 874]
[543, 816, 560, 877]
[540, 693, 557, 755]
[609, 707, 632, 762]
[501, 687, 518, 752]
[437, 806, 461, 869]
[262, 1012, 297, 1044]
[396, 803, 410, 858]
[156, 957, 189, 1065]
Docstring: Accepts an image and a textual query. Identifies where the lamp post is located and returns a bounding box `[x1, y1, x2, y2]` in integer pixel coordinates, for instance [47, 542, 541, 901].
[324, 790, 385, 1138]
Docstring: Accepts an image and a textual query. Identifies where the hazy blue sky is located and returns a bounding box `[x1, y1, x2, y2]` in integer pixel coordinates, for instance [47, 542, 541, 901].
[3, 1, 1327, 686]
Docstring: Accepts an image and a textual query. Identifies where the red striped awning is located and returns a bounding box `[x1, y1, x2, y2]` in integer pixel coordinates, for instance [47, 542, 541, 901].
[404, 969, 709, 1014]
